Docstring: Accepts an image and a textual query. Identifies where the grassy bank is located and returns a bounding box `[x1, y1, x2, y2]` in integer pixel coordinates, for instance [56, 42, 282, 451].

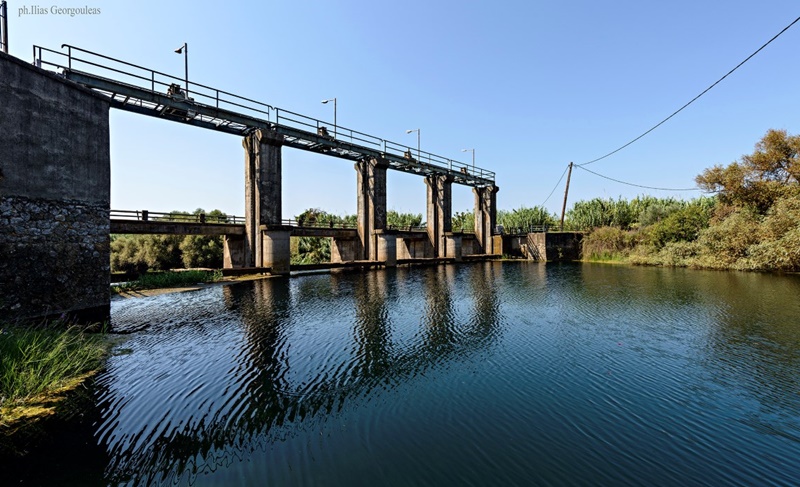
[0, 323, 108, 427]
[112, 269, 223, 293]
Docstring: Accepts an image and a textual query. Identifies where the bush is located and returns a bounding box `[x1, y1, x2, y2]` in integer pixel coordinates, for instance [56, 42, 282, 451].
[0, 324, 107, 409]
[693, 209, 762, 269]
[642, 202, 712, 249]
[582, 226, 639, 261]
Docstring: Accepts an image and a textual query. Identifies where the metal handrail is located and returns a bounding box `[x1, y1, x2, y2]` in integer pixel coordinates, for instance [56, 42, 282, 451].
[110, 209, 245, 225]
[33, 44, 497, 185]
[281, 218, 358, 229]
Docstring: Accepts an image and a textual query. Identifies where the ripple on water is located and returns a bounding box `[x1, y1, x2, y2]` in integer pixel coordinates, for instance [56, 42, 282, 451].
[84, 263, 800, 486]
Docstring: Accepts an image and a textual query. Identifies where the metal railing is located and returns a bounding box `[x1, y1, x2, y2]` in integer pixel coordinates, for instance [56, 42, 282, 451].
[32, 44, 497, 185]
[497, 225, 551, 234]
[33, 45, 273, 127]
[280, 218, 357, 229]
[111, 209, 245, 225]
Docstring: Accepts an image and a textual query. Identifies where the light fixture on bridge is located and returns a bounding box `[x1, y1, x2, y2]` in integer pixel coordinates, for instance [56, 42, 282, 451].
[321, 98, 337, 139]
[174, 42, 188, 97]
[461, 148, 475, 175]
[406, 128, 420, 163]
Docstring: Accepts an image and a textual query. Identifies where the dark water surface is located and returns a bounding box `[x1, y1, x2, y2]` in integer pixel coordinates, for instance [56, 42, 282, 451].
[6, 262, 800, 486]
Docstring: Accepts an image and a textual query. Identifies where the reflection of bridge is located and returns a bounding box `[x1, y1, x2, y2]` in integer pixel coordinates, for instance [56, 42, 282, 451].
[34, 45, 500, 274]
[97, 263, 503, 483]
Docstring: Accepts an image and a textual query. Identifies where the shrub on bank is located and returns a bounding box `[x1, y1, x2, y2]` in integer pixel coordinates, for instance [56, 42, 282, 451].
[582, 226, 639, 261]
[0, 323, 107, 415]
[112, 270, 222, 293]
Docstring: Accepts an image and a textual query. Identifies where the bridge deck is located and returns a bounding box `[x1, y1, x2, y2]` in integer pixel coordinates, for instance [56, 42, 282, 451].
[110, 210, 475, 238]
[34, 45, 496, 188]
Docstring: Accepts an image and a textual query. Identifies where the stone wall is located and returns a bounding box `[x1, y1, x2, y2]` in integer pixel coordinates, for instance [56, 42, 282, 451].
[0, 51, 110, 323]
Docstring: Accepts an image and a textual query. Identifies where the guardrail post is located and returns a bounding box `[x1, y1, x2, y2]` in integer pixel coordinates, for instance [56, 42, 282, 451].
[199, 213, 206, 224]
[142, 210, 148, 222]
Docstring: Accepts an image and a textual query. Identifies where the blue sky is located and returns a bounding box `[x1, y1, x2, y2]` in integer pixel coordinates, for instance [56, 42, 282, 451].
[8, 1, 800, 219]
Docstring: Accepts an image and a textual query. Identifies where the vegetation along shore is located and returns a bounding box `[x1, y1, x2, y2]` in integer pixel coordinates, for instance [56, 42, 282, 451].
[110, 130, 800, 273]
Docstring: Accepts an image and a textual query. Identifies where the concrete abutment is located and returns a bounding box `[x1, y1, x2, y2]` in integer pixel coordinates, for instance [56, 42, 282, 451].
[0, 52, 111, 323]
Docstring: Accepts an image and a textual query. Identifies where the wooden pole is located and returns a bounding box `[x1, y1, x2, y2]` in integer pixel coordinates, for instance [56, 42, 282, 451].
[560, 162, 573, 231]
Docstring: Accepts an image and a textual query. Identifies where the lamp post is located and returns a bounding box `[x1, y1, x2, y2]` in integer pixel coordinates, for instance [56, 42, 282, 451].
[174, 42, 188, 96]
[461, 148, 475, 174]
[406, 128, 420, 162]
[0, 1, 8, 54]
[321, 98, 337, 139]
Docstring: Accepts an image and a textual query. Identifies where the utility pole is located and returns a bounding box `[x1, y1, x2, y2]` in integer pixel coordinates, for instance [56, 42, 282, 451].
[560, 162, 574, 231]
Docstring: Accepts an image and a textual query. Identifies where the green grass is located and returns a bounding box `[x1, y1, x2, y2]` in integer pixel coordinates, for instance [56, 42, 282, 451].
[0, 324, 108, 412]
[112, 269, 223, 293]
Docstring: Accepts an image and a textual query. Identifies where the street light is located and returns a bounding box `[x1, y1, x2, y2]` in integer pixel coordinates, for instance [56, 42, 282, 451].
[461, 148, 475, 174]
[321, 98, 337, 139]
[406, 128, 420, 162]
[174, 42, 188, 96]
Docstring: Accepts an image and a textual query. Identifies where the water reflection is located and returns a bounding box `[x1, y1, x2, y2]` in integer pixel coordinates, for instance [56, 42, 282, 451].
[20, 262, 792, 486]
[98, 264, 502, 485]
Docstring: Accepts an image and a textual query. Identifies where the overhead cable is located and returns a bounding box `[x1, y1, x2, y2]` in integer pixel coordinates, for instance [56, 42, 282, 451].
[579, 15, 800, 167]
[540, 164, 570, 206]
[575, 165, 700, 191]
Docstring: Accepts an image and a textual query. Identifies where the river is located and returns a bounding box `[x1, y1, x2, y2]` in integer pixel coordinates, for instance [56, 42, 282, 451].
[6, 262, 800, 486]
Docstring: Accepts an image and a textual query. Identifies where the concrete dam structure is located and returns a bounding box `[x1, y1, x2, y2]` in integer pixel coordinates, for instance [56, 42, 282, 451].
[1, 45, 502, 323]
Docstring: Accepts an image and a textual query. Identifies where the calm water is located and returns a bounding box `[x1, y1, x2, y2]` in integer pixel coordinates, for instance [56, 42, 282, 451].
[6, 262, 800, 486]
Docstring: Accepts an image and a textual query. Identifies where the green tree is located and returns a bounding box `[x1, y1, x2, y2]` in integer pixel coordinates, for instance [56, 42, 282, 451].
[696, 129, 800, 214]
[497, 206, 557, 232]
[386, 210, 423, 229]
[453, 210, 474, 232]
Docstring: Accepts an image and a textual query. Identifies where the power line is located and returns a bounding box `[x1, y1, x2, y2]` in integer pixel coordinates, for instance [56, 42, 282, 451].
[540, 164, 570, 206]
[579, 14, 800, 167]
[575, 165, 700, 191]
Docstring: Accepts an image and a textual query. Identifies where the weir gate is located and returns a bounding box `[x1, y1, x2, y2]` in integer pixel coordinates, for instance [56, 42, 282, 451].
[36, 45, 501, 274]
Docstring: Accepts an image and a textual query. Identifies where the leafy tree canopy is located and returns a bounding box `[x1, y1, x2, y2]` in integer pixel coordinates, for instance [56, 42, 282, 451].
[696, 129, 800, 213]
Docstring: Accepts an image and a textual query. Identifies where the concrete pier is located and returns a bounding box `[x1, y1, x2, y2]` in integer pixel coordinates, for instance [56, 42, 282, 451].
[375, 231, 397, 267]
[262, 228, 292, 274]
[473, 185, 499, 255]
[243, 129, 287, 270]
[426, 174, 453, 258]
[445, 234, 463, 262]
[331, 235, 360, 263]
[356, 157, 388, 261]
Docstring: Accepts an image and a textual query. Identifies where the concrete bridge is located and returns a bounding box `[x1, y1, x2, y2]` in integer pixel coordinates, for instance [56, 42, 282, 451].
[109, 209, 482, 269]
[0, 45, 499, 322]
[40, 45, 500, 275]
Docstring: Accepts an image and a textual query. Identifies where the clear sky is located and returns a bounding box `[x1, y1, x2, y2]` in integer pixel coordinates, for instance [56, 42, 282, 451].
[8, 1, 800, 219]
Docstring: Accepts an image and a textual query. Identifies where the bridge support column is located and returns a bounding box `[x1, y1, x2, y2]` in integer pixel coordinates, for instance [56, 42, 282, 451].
[356, 157, 388, 261]
[426, 174, 453, 258]
[262, 228, 291, 275]
[473, 185, 500, 255]
[223, 234, 246, 268]
[445, 234, 463, 262]
[376, 231, 397, 267]
[331, 237, 360, 263]
[243, 128, 283, 269]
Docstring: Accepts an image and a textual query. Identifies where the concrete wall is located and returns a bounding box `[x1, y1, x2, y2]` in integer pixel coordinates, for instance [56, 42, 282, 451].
[0, 52, 111, 322]
[223, 234, 246, 268]
[396, 237, 432, 259]
[331, 237, 360, 263]
[528, 232, 583, 261]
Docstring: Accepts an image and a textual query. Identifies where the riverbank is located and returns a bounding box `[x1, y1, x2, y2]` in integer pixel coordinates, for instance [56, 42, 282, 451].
[111, 269, 224, 294]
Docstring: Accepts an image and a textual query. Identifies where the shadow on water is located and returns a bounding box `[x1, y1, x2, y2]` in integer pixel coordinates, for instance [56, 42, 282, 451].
[90, 263, 503, 485]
